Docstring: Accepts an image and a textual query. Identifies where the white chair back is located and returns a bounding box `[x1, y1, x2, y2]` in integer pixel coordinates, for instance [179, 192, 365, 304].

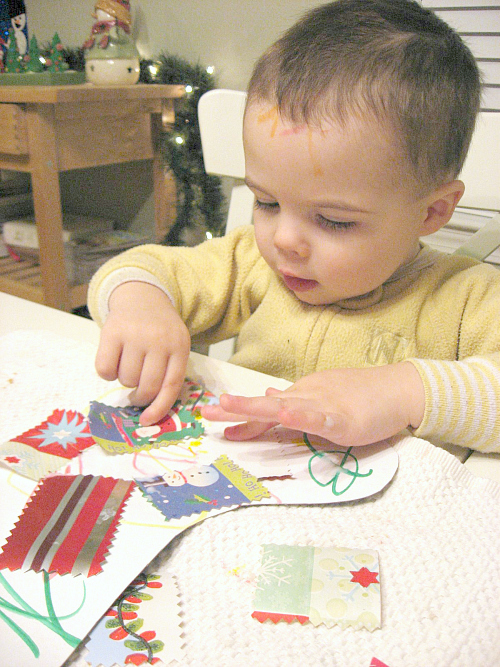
[453, 112, 500, 261]
[198, 89, 253, 359]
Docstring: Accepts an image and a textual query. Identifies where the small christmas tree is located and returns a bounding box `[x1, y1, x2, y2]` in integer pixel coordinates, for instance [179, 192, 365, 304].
[4, 27, 23, 73]
[45, 32, 68, 72]
[25, 34, 44, 73]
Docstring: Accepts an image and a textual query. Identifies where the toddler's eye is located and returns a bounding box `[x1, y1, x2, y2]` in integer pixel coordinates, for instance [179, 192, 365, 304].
[316, 215, 355, 231]
[254, 199, 279, 212]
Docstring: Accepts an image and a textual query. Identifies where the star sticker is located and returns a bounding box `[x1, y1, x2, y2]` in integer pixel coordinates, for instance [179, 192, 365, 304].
[4, 455, 21, 464]
[350, 567, 379, 588]
[54, 429, 71, 441]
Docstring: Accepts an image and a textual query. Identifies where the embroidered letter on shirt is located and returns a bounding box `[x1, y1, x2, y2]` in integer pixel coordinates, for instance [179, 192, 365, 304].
[366, 327, 410, 365]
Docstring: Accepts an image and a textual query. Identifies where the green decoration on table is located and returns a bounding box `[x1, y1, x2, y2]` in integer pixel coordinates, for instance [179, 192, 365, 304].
[4, 27, 24, 73]
[45, 33, 69, 73]
[0, 34, 85, 85]
[25, 35, 44, 73]
[140, 54, 225, 246]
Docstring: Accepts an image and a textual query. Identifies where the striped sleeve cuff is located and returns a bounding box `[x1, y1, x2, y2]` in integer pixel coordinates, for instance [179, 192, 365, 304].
[407, 356, 500, 453]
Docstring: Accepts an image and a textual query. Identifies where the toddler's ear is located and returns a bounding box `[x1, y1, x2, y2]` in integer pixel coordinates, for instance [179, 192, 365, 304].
[420, 180, 465, 236]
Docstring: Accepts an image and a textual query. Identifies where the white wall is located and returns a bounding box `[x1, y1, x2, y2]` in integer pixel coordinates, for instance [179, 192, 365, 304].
[24, 0, 318, 91]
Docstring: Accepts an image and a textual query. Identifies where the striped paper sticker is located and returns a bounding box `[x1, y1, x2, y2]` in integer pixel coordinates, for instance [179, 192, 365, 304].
[0, 474, 135, 577]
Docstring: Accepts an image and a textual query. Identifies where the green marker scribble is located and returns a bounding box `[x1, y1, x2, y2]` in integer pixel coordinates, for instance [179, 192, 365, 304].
[303, 433, 373, 496]
[0, 571, 84, 656]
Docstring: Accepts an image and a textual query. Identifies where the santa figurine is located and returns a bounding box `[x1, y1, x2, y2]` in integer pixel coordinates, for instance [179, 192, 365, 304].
[83, 0, 140, 85]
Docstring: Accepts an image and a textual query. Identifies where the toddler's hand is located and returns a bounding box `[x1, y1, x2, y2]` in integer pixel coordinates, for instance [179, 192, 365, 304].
[95, 281, 190, 426]
[201, 363, 425, 446]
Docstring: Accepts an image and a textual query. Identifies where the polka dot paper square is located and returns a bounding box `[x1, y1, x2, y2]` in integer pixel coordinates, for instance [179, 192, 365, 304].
[252, 544, 381, 631]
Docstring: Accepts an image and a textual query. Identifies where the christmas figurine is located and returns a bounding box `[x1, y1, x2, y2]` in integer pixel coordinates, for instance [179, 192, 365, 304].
[9, 0, 27, 56]
[24, 34, 44, 73]
[44, 33, 69, 73]
[83, 0, 140, 85]
[3, 26, 23, 72]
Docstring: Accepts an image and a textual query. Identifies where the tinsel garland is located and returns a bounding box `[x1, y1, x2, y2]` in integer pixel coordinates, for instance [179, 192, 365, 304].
[58, 47, 225, 246]
[141, 54, 225, 245]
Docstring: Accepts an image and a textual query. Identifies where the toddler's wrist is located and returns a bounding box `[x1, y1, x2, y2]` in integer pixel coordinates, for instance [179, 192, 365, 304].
[398, 361, 425, 429]
[109, 281, 173, 312]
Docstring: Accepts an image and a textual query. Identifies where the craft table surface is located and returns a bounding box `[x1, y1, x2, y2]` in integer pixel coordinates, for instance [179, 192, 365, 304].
[1, 292, 499, 483]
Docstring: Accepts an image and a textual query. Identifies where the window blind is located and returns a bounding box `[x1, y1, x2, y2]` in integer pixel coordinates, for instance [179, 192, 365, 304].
[418, 3, 500, 262]
[421, 1, 500, 111]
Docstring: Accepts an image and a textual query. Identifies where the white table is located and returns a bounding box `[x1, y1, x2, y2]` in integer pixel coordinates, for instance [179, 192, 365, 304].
[1, 291, 499, 482]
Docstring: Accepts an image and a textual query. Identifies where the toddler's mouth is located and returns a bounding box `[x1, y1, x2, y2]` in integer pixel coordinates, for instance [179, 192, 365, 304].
[280, 272, 319, 292]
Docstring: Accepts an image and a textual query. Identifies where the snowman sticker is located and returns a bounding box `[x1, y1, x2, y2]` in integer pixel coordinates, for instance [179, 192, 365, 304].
[136, 458, 270, 520]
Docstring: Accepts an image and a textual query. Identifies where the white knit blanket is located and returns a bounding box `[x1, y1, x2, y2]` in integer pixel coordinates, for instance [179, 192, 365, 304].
[1, 331, 500, 667]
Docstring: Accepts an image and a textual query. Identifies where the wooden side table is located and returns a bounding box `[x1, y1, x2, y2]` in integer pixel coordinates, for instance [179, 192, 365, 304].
[0, 83, 184, 311]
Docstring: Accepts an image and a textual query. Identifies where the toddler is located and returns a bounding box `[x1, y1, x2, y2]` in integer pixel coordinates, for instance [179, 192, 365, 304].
[88, 0, 500, 453]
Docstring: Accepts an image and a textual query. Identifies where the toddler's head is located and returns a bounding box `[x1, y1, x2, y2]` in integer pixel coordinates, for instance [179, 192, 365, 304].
[247, 0, 480, 193]
[242, 0, 482, 305]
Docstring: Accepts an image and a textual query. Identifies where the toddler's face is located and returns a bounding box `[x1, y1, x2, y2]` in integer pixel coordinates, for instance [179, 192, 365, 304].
[243, 104, 433, 305]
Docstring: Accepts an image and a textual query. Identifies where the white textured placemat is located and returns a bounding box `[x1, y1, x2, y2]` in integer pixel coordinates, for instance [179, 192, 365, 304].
[1, 331, 499, 667]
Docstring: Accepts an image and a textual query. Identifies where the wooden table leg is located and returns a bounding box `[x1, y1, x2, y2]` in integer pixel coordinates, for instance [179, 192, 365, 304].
[151, 108, 177, 242]
[25, 104, 71, 311]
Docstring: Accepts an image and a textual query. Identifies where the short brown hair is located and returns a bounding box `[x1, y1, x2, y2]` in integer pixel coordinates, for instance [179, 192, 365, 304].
[247, 0, 481, 191]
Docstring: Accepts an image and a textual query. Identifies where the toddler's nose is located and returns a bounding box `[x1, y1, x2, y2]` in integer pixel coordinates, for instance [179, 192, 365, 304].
[273, 219, 309, 258]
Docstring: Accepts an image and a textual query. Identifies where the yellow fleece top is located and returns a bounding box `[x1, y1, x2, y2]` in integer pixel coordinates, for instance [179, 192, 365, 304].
[88, 225, 500, 454]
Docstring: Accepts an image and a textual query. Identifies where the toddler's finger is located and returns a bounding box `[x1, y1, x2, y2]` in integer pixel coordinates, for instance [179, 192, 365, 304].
[95, 335, 121, 381]
[265, 387, 285, 396]
[117, 347, 146, 389]
[224, 420, 277, 441]
[278, 409, 349, 444]
[219, 393, 283, 420]
[139, 352, 188, 426]
[200, 404, 249, 422]
[131, 353, 169, 407]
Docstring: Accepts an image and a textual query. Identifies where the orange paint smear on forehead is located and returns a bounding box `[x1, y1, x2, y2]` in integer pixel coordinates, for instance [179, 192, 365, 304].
[308, 129, 323, 177]
[279, 125, 307, 137]
[257, 105, 279, 137]
[257, 107, 323, 176]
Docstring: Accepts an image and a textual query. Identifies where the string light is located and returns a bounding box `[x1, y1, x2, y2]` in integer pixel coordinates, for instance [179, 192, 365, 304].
[185, 84, 193, 93]
[148, 64, 158, 77]
[175, 135, 184, 145]
[206, 65, 214, 75]
[206, 231, 213, 240]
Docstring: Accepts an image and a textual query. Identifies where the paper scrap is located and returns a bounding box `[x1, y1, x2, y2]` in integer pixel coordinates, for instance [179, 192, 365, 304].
[0, 409, 95, 480]
[0, 474, 135, 577]
[370, 659, 391, 667]
[252, 544, 381, 631]
[89, 380, 213, 454]
[136, 454, 270, 520]
[84, 570, 184, 666]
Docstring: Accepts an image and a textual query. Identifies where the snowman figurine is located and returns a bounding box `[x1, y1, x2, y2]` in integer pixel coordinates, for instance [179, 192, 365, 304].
[10, 5, 27, 56]
[83, 0, 140, 85]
